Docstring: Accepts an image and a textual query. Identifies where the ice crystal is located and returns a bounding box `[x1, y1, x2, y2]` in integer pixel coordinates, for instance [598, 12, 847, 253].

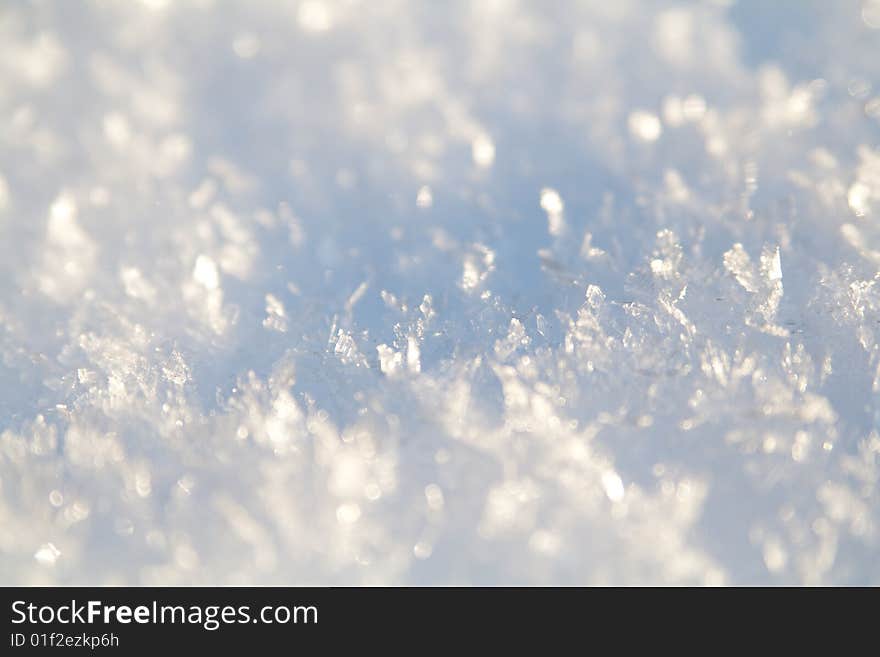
[1, 0, 880, 585]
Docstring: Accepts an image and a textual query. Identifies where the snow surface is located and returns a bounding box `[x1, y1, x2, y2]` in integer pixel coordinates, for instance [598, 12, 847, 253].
[2, 0, 880, 585]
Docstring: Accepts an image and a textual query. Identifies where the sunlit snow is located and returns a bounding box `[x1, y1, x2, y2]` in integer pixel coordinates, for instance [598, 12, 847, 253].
[1, 0, 880, 585]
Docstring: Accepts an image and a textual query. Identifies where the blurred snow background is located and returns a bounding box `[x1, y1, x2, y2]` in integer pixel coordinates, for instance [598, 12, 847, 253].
[1, 0, 880, 585]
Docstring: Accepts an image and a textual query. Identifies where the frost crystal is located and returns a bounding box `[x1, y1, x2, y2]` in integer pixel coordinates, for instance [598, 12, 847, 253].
[1, 1, 880, 586]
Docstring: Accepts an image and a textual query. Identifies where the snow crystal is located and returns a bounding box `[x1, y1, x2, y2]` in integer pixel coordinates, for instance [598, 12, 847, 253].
[2, 0, 880, 586]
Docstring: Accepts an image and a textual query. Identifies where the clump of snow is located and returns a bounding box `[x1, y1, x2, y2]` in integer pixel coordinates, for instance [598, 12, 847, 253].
[1, 1, 880, 585]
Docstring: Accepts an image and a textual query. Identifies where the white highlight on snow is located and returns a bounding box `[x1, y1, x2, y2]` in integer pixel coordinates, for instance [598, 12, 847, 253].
[425, 484, 445, 511]
[407, 335, 421, 373]
[336, 503, 361, 525]
[601, 471, 625, 502]
[232, 33, 261, 59]
[540, 187, 565, 236]
[121, 267, 157, 303]
[472, 134, 496, 168]
[346, 281, 369, 311]
[416, 185, 433, 208]
[263, 293, 288, 332]
[193, 255, 220, 290]
[47, 194, 81, 246]
[298, 1, 332, 32]
[628, 110, 663, 142]
[34, 543, 61, 566]
[863, 0, 880, 28]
